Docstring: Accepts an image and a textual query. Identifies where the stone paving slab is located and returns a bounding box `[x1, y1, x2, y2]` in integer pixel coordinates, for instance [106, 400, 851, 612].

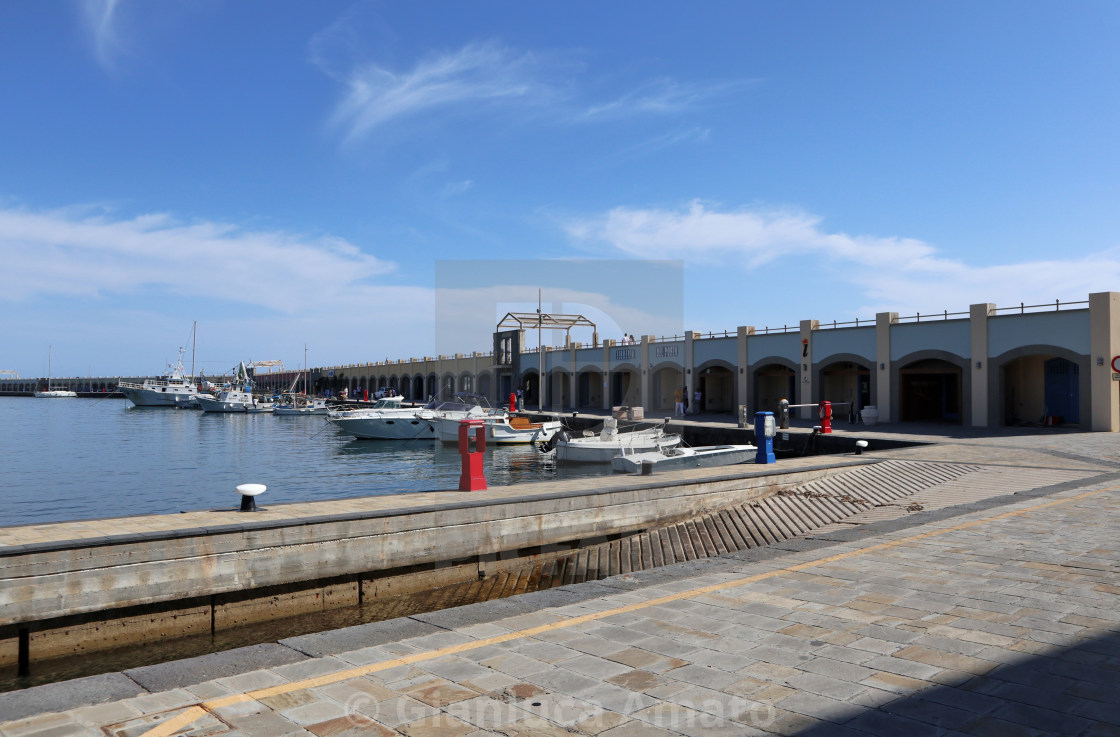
[4, 467, 1119, 736]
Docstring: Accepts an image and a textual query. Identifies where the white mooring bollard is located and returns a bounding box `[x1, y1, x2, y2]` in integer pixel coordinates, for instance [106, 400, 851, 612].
[236, 483, 266, 512]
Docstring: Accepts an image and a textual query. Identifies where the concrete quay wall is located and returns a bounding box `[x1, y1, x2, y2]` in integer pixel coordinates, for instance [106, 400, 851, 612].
[0, 460, 865, 665]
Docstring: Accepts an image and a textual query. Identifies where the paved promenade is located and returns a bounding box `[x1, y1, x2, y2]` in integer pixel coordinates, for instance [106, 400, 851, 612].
[2, 427, 1119, 736]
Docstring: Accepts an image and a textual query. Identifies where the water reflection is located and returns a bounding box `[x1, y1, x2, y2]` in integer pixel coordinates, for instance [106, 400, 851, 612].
[1, 397, 611, 526]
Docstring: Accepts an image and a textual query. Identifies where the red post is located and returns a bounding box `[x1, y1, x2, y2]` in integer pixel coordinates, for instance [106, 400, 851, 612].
[509, 392, 517, 412]
[819, 400, 832, 434]
[458, 418, 487, 491]
[364, 389, 369, 401]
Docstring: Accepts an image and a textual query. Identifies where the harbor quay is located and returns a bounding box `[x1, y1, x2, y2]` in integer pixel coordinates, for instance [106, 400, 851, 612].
[1, 423, 1118, 735]
[6, 291, 1120, 432]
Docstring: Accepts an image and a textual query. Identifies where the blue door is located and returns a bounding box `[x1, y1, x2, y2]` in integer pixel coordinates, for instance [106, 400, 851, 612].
[1043, 358, 1079, 424]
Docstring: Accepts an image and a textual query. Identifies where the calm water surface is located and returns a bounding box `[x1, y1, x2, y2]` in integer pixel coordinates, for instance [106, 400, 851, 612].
[2, 396, 607, 527]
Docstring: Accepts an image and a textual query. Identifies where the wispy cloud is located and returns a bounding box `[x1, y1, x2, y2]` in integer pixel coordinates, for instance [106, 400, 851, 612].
[80, 0, 124, 71]
[442, 180, 474, 197]
[327, 42, 546, 144]
[316, 30, 746, 147]
[565, 201, 1120, 314]
[0, 205, 402, 313]
[580, 78, 748, 121]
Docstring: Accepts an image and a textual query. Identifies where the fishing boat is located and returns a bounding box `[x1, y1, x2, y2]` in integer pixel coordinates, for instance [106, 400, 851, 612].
[611, 444, 757, 473]
[273, 345, 327, 415]
[34, 346, 77, 398]
[326, 396, 432, 439]
[196, 362, 262, 413]
[118, 347, 199, 407]
[540, 418, 681, 463]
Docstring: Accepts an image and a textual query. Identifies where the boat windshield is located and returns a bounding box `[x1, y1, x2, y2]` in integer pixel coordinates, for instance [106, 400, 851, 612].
[422, 392, 493, 413]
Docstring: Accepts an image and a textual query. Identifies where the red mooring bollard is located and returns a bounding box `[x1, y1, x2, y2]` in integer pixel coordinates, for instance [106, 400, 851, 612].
[458, 418, 487, 491]
[818, 400, 833, 434]
[509, 392, 517, 412]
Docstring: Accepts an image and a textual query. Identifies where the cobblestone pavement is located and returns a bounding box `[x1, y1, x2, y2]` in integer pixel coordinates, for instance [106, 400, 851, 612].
[3, 460, 1117, 737]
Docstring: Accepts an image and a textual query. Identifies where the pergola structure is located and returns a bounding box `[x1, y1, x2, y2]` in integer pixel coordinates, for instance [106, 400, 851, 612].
[497, 310, 598, 412]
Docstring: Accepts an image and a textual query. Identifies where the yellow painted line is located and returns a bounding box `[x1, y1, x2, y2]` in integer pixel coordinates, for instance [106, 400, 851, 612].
[142, 484, 1116, 736]
[139, 706, 208, 737]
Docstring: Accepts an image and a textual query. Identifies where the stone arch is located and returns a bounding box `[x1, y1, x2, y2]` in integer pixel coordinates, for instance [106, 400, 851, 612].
[815, 353, 872, 415]
[992, 344, 1089, 428]
[696, 359, 736, 413]
[577, 368, 604, 409]
[609, 362, 640, 407]
[752, 357, 797, 415]
[894, 350, 969, 424]
[651, 361, 683, 412]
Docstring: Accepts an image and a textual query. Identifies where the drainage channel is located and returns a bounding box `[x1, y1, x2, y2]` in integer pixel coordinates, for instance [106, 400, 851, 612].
[0, 460, 978, 693]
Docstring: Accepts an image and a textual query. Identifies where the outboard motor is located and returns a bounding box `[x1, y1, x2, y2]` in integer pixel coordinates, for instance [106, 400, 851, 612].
[537, 428, 569, 453]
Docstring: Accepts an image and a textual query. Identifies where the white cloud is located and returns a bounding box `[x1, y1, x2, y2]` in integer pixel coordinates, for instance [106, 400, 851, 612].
[0, 205, 399, 312]
[81, 0, 123, 71]
[580, 79, 748, 121]
[565, 201, 1120, 315]
[327, 42, 545, 143]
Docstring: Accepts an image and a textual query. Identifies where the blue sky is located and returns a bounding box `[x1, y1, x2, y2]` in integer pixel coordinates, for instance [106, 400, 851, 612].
[2, 1, 1118, 377]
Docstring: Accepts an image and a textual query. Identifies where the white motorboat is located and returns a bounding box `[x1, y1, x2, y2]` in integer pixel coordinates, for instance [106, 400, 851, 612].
[326, 396, 432, 439]
[542, 418, 682, 463]
[273, 394, 328, 415]
[418, 394, 497, 441]
[196, 362, 263, 413]
[34, 346, 77, 398]
[611, 444, 757, 473]
[118, 347, 199, 407]
[432, 407, 563, 445]
[486, 414, 563, 445]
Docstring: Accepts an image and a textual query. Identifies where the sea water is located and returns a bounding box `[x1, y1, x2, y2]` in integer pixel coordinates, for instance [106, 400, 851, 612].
[0, 396, 605, 527]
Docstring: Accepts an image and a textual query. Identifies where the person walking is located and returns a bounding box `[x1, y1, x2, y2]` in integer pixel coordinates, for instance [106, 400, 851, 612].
[673, 386, 684, 416]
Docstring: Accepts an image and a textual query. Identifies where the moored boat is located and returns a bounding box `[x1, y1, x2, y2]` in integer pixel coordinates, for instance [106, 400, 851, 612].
[118, 347, 199, 407]
[611, 444, 757, 473]
[196, 362, 262, 413]
[326, 396, 432, 439]
[541, 418, 681, 463]
[34, 346, 77, 398]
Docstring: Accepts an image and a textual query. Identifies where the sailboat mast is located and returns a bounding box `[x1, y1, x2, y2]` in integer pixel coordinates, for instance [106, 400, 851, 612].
[47, 345, 52, 391]
[304, 344, 308, 395]
[190, 321, 197, 380]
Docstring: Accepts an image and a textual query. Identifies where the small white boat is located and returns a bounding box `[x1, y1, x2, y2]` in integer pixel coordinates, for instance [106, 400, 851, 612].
[542, 418, 682, 463]
[118, 347, 199, 407]
[273, 394, 328, 416]
[196, 362, 262, 413]
[432, 408, 563, 445]
[611, 444, 757, 473]
[34, 346, 77, 398]
[486, 414, 563, 445]
[327, 396, 432, 439]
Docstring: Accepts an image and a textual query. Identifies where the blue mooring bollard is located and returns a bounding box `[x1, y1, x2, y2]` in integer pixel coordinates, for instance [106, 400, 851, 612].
[755, 411, 776, 464]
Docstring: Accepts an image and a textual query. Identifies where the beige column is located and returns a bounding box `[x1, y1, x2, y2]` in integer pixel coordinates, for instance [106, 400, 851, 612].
[798, 320, 818, 419]
[1089, 292, 1120, 431]
[602, 340, 613, 410]
[875, 312, 898, 422]
[684, 331, 697, 412]
[640, 335, 652, 413]
[970, 303, 995, 427]
[737, 326, 754, 415]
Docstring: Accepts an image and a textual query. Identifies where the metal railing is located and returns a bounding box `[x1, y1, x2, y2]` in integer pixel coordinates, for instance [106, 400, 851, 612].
[992, 299, 1088, 315]
[895, 309, 970, 324]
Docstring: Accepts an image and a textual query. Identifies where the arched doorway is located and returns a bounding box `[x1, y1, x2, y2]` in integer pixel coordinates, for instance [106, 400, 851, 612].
[697, 363, 734, 413]
[577, 369, 604, 408]
[522, 371, 540, 409]
[425, 374, 438, 400]
[477, 373, 492, 402]
[899, 359, 962, 423]
[611, 366, 640, 407]
[548, 369, 571, 409]
[413, 375, 425, 400]
[459, 373, 473, 394]
[753, 363, 795, 414]
[1001, 353, 1082, 426]
[819, 359, 871, 417]
[652, 366, 683, 412]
